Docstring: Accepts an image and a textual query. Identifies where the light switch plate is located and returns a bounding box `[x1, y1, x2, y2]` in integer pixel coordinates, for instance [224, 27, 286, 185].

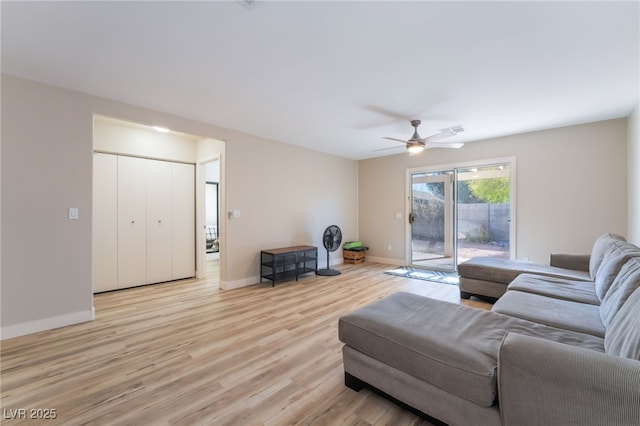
[69, 208, 79, 220]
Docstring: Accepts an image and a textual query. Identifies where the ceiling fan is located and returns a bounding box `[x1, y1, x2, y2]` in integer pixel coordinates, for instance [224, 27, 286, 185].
[377, 120, 465, 154]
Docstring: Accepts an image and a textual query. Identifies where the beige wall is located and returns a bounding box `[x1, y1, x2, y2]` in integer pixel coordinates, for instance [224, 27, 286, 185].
[1, 72, 633, 339]
[93, 116, 199, 162]
[359, 119, 629, 265]
[223, 133, 357, 287]
[628, 105, 640, 245]
[1, 74, 357, 338]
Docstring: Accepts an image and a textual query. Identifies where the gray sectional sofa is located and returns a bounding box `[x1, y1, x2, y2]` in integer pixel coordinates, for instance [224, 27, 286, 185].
[338, 233, 640, 426]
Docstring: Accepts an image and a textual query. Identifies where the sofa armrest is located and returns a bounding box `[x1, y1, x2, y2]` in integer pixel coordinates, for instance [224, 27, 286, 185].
[548, 253, 590, 271]
[498, 333, 640, 426]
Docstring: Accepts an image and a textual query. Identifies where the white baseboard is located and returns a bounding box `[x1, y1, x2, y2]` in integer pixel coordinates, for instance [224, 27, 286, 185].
[1, 307, 95, 340]
[220, 276, 260, 290]
[365, 256, 406, 266]
[222, 256, 344, 290]
[221, 256, 404, 290]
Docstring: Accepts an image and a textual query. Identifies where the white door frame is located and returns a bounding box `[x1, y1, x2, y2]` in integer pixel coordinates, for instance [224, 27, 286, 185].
[195, 154, 224, 283]
[407, 170, 456, 270]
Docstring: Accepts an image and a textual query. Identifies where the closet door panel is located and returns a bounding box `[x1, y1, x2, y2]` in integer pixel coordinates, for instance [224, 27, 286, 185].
[146, 159, 173, 284]
[172, 163, 196, 280]
[93, 153, 118, 292]
[118, 156, 147, 288]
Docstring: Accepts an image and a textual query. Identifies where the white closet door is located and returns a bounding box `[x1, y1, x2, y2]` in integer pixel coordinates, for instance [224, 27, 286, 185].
[172, 162, 196, 280]
[93, 153, 118, 292]
[146, 159, 173, 284]
[118, 156, 147, 288]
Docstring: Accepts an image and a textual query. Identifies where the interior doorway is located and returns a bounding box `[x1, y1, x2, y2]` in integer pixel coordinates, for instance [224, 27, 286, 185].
[407, 159, 515, 272]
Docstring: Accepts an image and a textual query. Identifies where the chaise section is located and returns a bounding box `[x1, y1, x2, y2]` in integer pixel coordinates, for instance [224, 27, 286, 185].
[457, 233, 626, 300]
[342, 345, 503, 426]
[458, 256, 591, 300]
[338, 292, 605, 425]
[339, 292, 501, 407]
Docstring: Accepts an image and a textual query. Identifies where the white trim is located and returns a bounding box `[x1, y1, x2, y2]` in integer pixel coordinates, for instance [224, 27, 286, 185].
[220, 276, 260, 290]
[196, 154, 223, 285]
[1, 307, 95, 340]
[365, 256, 406, 266]
[222, 254, 342, 290]
[406, 156, 516, 175]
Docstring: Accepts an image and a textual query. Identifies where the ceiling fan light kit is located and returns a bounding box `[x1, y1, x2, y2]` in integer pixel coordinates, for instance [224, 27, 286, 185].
[407, 144, 425, 154]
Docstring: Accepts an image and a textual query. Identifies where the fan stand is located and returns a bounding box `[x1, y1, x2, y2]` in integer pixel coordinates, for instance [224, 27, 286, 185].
[317, 249, 341, 276]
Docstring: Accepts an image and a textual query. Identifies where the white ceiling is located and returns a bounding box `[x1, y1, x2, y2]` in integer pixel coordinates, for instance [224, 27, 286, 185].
[2, 1, 638, 160]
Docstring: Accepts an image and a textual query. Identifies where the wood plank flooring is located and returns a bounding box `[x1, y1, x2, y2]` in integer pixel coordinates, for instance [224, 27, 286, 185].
[1, 262, 490, 425]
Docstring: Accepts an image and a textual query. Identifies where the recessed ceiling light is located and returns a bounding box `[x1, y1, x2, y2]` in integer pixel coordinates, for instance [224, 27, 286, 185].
[153, 126, 170, 133]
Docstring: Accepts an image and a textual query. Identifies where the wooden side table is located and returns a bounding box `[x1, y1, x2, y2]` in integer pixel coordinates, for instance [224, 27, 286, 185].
[260, 245, 318, 286]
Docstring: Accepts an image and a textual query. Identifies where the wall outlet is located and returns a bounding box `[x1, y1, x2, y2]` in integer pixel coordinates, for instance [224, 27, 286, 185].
[68, 208, 79, 220]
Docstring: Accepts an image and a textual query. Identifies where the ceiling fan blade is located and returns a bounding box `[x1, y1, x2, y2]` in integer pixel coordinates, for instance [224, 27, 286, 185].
[374, 145, 404, 152]
[422, 129, 456, 142]
[367, 105, 413, 121]
[382, 137, 410, 144]
[425, 142, 465, 149]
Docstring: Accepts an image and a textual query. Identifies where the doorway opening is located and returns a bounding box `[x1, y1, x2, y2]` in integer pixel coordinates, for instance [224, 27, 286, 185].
[407, 159, 514, 272]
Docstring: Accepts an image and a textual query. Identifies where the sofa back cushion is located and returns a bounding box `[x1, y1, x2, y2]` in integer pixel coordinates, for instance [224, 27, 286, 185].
[600, 257, 640, 326]
[594, 240, 640, 301]
[589, 233, 626, 280]
[605, 286, 640, 360]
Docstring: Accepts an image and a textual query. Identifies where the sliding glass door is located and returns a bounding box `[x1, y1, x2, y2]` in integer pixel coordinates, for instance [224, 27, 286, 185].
[408, 161, 513, 272]
[409, 169, 456, 271]
[456, 164, 511, 263]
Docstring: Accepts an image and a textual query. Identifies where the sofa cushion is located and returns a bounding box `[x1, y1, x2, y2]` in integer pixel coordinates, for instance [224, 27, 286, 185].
[492, 290, 605, 337]
[507, 273, 599, 305]
[600, 258, 640, 327]
[589, 233, 626, 280]
[457, 257, 529, 284]
[605, 287, 640, 360]
[338, 292, 604, 408]
[594, 240, 640, 301]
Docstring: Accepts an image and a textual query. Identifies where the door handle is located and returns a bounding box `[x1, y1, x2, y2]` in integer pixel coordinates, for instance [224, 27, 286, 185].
[408, 212, 414, 225]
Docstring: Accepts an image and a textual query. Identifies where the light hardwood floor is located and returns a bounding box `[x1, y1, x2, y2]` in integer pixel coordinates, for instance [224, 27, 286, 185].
[1, 262, 490, 425]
